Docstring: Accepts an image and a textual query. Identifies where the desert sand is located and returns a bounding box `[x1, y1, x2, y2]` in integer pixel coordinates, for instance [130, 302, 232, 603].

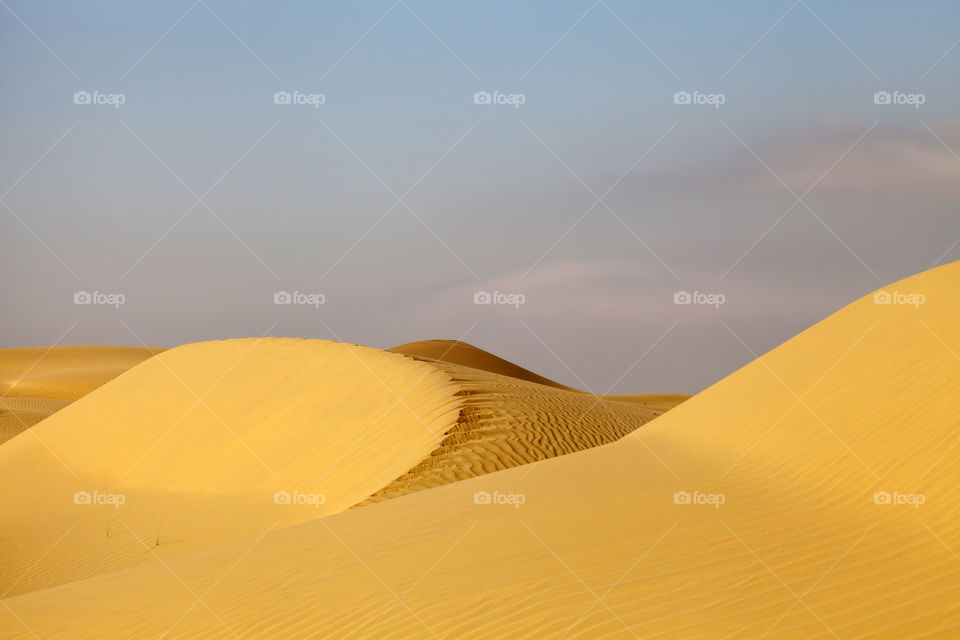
[2, 262, 958, 638]
[0, 338, 672, 598]
[0, 346, 161, 444]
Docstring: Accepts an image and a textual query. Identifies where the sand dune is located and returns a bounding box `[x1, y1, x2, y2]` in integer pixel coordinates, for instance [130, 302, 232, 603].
[3, 262, 957, 638]
[0, 339, 463, 596]
[0, 346, 161, 443]
[0, 338, 677, 599]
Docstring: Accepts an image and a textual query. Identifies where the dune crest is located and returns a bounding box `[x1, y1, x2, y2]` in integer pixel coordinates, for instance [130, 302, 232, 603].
[0, 338, 676, 598]
[0, 338, 463, 596]
[3, 262, 958, 638]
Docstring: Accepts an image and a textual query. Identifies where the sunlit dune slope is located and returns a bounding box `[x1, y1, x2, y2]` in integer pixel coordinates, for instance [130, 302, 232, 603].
[0, 346, 162, 443]
[0, 337, 674, 598]
[5, 262, 958, 639]
[0, 339, 463, 597]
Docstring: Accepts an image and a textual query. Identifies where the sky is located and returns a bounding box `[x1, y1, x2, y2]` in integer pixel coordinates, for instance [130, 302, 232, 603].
[1, 0, 958, 393]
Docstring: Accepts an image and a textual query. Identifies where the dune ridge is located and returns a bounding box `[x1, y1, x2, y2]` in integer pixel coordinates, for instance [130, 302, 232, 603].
[0, 338, 676, 599]
[3, 262, 958, 638]
[0, 339, 464, 596]
[363, 358, 662, 503]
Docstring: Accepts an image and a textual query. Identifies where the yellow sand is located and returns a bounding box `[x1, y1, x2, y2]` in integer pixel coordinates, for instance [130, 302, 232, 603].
[0, 339, 463, 596]
[0, 339, 670, 599]
[3, 262, 959, 638]
[0, 346, 162, 443]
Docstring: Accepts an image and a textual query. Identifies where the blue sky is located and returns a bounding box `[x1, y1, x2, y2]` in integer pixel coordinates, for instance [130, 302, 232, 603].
[2, 1, 959, 392]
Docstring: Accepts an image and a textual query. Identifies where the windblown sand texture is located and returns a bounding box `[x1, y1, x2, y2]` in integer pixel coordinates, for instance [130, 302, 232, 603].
[2, 262, 958, 638]
[0, 346, 162, 444]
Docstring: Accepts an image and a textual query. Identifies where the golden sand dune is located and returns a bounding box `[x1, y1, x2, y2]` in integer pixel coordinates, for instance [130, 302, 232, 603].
[4, 262, 958, 639]
[0, 346, 161, 443]
[0, 339, 671, 598]
[0, 339, 463, 596]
